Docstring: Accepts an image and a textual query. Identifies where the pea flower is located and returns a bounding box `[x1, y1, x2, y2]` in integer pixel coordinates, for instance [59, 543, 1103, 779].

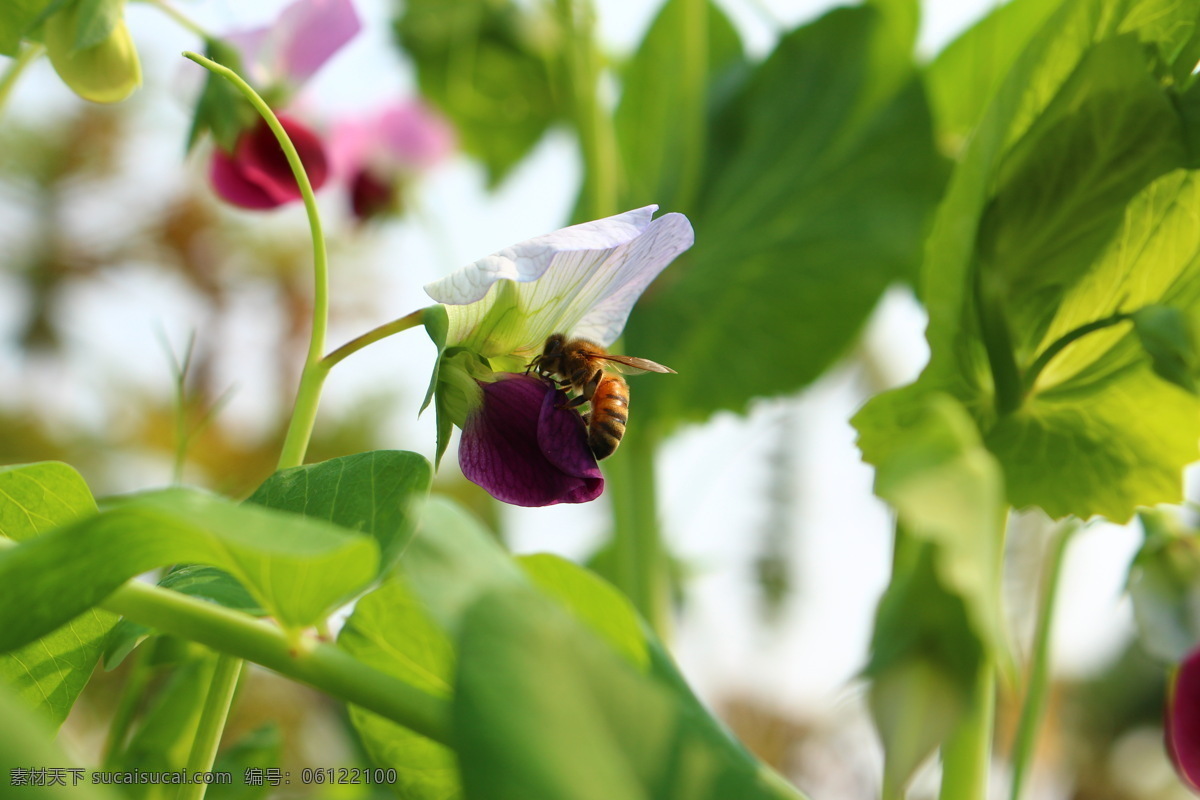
[329, 100, 456, 221]
[207, 0, 361, 210]
[424, 205, 694, 506]
[1168, 646, 1200, 790]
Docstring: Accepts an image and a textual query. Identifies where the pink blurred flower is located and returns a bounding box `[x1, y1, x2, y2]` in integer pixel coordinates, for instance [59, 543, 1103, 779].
[225, 0, 361, 90]
[1168, 646, 1200, 790]
[210, 114, 330, 210]
[329, 101, 455, 220]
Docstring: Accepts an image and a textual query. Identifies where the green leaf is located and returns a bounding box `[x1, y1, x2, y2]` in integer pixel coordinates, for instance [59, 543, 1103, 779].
[453, 586, 806, 800]
[872, 0, 1200, 522]
[926, 0, 1069, 147]
[1133, 305, 1200, 393]
[0, 680, 121, 800]
[627, 6, 946, 422]
[339, 578, 459, 800]
[186, 37, 256, 153]
[0, 488, 378, 651]
[0, 462, 114, 728]
[0, 0, 54, 56]
[612, 0, 744, 212]
[517, 554, 648, 670]
[209, 725, 284, 800]
[394, 0, 562, 187]
[70, 0, 121, 51]
[865, 540, 982, 794]
[1128, 511, 1200, 663]
[248, 450, 432, 573]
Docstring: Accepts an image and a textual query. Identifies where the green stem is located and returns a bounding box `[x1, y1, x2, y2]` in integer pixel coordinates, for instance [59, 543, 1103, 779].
[179, 654, 243, 800]
[674, 0, 707, 213]
[320, 308, 429, 370]
[97, 576, 452, 745]
[1009, 522, 1076, 800]
[557, 0, 619, 219]
[182, 51, 330, 471]
[938, 661, 995, 800]
[0, 44, 44, 120]
[144, 0, 212, 39]
[1022, 313, 1132, 396]
[607, 427, 668, 636]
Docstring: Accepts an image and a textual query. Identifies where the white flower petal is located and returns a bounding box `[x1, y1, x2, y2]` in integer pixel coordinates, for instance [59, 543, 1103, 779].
[425, 206, 694, 357]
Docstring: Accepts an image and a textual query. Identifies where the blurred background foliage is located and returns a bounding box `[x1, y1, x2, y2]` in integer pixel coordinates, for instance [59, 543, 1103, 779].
[3, 0, 1198, 797]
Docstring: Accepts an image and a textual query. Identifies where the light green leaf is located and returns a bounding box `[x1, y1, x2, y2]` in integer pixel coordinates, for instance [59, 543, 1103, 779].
[0, 462, 113, 728]
[339, 578, 459, 800]
[1133, 305, 1200, 394]
[453, 587, 806, 800]
[926, 0, 1068, 148]
[627, 5, 945, 422]
[517, 554, 648, 670]
[0, 488, 378, 651]
[248, 450, 432, 573]
[871, 0, 1200, 522]
[612, 0, 744, 213]
[394, 0, 562, 187]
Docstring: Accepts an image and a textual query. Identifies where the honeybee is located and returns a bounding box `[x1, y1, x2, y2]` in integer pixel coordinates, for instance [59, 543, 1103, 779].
[529, 333, 675, 460]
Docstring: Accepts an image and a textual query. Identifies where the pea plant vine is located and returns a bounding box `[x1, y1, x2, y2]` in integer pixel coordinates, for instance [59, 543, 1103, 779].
[7, 0, 1200, 798]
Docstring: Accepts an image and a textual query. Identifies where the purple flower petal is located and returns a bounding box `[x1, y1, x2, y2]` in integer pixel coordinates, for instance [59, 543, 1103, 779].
[1169, 647, 1200, 789]
[459, 375, 603, 507]
[376, 101, 455, 170]
[210, 114, 330, 210]
[349, 168, 394, 221]
[274, 0, 361, 85]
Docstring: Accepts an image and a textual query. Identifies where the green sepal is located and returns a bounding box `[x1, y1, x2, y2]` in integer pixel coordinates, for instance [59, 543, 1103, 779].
[68, 0, 122, 52]
[186, 37, 258, 153]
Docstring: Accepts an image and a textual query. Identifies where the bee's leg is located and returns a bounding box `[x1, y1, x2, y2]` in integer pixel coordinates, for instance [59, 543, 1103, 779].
[561, 392, 589, 409]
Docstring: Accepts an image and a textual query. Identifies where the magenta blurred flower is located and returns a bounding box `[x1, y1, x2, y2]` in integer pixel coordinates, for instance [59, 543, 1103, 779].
[424, 206, 693, 506]
[208, 0, 359, 210]
[226, 0, 361, 90]
[459, 375, 604, 507]
[329, 101, 455, 220]
[210, 114, 330, 210]
[1168, 647, 1200, 790]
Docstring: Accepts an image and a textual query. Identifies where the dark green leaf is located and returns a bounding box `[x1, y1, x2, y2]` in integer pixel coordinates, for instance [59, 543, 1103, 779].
[613, 0, 744, 212]
[394, 0, 562, 187]
[1133, 305, 1200, 393]
[0, 462, 113, 728]
[627, 6, 946, 422]
[248, 450, 432, 573]
[339, 578, 458, 800]
[0, 488, 378, 651]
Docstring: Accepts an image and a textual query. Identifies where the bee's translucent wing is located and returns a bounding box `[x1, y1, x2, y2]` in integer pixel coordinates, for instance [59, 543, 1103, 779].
[589, 352, 676, 375]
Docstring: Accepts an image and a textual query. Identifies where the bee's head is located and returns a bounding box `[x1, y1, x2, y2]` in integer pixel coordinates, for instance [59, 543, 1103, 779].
[542, 333, 567, 359]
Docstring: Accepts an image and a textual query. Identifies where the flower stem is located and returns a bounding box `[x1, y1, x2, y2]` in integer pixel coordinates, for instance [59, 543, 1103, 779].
[95, 574, 453, 745]
[557, 0, 619, 219]
[607, 427, 669, 636]
[1009, 522, 1077, 800]
[938, 661, 995, 800]
[179, 654, 243, 800]
[144, 0, 213, 39]
[0, 44, 44, 121]
[320, 308, 430, 370]
[1022, 312, 1132, 396]
[182, 51, 330, 471]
